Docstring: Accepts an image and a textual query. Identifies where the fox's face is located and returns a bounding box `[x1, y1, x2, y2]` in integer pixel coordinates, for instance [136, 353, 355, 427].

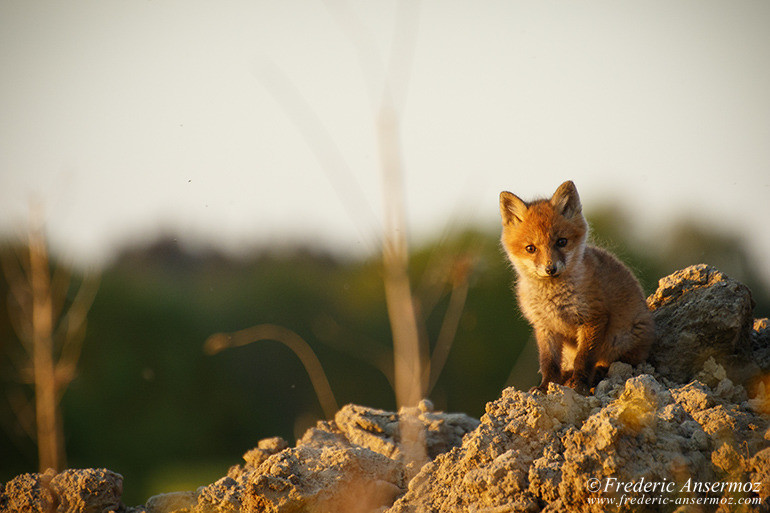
[500, 180, 588, 280]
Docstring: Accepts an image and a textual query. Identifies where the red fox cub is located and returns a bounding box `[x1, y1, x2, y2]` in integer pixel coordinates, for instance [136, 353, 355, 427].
[499, 180, 654, 394]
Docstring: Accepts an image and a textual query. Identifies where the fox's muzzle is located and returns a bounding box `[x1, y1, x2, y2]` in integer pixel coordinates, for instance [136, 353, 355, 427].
[541, 260, 565, 278]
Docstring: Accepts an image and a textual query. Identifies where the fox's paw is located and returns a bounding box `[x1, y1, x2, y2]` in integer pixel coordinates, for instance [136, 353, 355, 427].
[564, 377, 590, 396]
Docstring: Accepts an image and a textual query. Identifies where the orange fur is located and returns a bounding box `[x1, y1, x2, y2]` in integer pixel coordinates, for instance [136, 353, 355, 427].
[500, 181, 654, 394]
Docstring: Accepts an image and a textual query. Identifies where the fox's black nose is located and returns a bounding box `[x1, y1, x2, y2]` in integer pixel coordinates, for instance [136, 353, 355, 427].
[545, 264, 558, 276]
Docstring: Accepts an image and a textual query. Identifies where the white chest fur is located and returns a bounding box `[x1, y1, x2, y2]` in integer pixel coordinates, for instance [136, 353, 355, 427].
[517, 277, 585, 336]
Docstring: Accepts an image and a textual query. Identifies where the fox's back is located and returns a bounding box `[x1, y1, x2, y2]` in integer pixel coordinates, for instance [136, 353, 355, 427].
[582, 245, 647, 309]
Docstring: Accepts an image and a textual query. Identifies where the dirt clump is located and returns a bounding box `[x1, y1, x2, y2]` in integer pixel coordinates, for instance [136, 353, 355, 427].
[1, 468, 123, 513]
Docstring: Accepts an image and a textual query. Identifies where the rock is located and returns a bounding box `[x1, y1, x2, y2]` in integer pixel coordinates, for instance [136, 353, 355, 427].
[196, 476, 242, 512]
[1, 470, 56, 513]
[750, 447, 770, 503]
[145, 491, 197, 513]
[388, 364, 769, 512]
[647, 264, 758, 385]
[308, 403, 480, 462]
[330, 404, 403, 459]
[238, 437, 290, 470]
[50, 468, 124, 513]
[240, 444, 403, 513]
[0, 468, 124, 513]
[195, 404, 479, 512]
[753, 318, 770, 371]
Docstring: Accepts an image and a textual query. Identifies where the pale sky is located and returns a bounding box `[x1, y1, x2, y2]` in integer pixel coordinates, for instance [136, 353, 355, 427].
[1, 1, 769, 278]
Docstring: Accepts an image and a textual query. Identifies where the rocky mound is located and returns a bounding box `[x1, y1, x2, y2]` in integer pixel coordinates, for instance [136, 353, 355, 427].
[0, 402, 480, 513]
[2, 265, 769, 512]
[390, 362, 769, 512]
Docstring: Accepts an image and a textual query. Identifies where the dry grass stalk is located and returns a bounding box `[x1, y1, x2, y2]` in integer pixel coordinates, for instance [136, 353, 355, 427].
[1, 210, 99, 472]
[204, 323, 339, 420]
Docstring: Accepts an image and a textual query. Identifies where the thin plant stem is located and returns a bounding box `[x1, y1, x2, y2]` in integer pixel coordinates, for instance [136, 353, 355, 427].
[204, 324, 339, 420]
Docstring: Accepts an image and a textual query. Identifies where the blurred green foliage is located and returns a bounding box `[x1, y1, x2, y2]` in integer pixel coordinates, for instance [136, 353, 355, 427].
[1, 208, 768, 505]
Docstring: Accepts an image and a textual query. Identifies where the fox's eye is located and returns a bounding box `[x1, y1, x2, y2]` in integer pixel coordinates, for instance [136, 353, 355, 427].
[525, 244, 536, 253]
[556, 238, 568, 247]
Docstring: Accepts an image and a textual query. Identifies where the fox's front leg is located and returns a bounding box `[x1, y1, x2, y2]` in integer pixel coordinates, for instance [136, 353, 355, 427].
[566, 319, 608, 395]
[533, 329, 564, 392]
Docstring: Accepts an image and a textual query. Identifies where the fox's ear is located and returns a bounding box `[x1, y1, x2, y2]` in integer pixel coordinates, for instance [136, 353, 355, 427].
[500, 191, 528, 226]
[551, 180, 582, 219]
